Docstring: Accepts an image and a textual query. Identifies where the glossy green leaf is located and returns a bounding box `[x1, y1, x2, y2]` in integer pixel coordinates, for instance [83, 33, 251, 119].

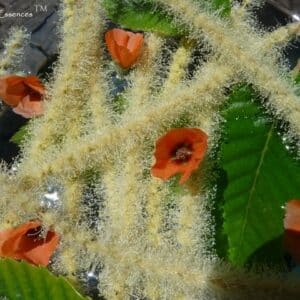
[103, 0, 182, 36]
[103, 0, 231, 37]
[219, 85, 300, 267]
[0, 259, 86, 300]
[10, 124, 29, 145]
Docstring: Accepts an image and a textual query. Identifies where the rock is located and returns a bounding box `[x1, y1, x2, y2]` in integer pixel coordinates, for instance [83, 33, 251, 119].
[22, 44, 48, 75]
[0, 0, 60, 75]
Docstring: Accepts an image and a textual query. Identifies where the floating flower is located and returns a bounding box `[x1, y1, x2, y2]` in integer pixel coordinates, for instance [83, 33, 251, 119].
[0, 221, 59, 266]
[105, 28, 144, 69]
[151, 128, 208, 184]
[0, 75, 45, 118]
[284, 200, 300, 263]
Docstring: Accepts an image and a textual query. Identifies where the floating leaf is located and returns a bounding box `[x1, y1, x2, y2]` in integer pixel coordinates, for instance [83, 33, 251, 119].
[0, 259, 86, 300]
[218, 85, 300, 267]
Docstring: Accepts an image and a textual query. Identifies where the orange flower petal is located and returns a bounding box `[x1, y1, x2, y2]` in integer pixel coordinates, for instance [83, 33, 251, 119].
[1, 221, 41, 256]
[284, 200, 300, 263]
[151, 159, 181, 180]
[105, 30, 122, 65]
[105, 28, 144, 69]
[13, 95, 44, 119]
[0, 75, 27, 106]
[284, 200, 300, 232]
[152, 159, 196, 185]
[0, 221, 59, 266]
[0, 75, 44, 108]
[20, 231, 60, 266]
[0, 228, 15, 251]
[24, 76, 45, 95]
[151, 128, 208, 184]
[127, 33, 143, 54]
[113, 28, 130, 47]
[118, 47, 137, 69]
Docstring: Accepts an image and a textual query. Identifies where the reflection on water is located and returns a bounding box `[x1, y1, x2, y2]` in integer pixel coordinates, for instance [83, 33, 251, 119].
[268, 0, 300, 19]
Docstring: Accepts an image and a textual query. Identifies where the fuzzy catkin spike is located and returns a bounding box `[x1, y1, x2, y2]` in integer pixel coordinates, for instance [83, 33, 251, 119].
[85, 65, 112, 131]
[63, 179, 83, 220]
[117, 148, 145, 235]
[156, 0, 300, 139]
[17, 61, 234, 184]
[102, 146, 145, 241]
[263, 22, 300, 51]
[0, 27, 29, 76]
[18, 0, 105, 176]
[2, 0, 300, 298]
[61, 0, 77, 35]
[176, 194, 200, 248]
[145, 179, 166, 246]
[161, 46, 190, 94]
[74, 230, 300, 299]
[125, 33, 163, 114]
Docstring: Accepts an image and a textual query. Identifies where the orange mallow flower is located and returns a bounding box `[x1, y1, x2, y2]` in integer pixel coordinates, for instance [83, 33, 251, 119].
[105, 28, 144, 69]
[0, 75, 45, 118]
[0, 221, 59, 266]
[284, 200, 300, 263]
[151, 128, 208, 184]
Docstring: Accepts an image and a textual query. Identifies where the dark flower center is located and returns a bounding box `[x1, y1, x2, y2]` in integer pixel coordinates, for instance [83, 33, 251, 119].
[172, 143, 192, 162]
[27, 88, 42, 101]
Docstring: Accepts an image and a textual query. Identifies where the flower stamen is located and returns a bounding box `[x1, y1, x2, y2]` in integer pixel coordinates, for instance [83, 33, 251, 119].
[26, 226, 43, 238]
[173, 145, 192, 162]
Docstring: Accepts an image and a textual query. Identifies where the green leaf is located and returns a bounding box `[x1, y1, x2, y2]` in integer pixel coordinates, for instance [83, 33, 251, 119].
[112, 94, 127, 114]
[211, 0, 231, 15]
[219, 85, 300, 267]
[10, 124, 29, 145]
[0, 259, 86, 300]
[103, 0, 182, 36]
[103, 0, 231, 37]
[295, 72, 300, 85]
[196, 0, 231, 16]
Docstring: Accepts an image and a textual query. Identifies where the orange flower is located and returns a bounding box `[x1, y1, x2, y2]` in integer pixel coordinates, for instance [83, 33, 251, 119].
[151, 128, 208, 184]
[105, 28, 144, 69]
[0, 75, 45, 118]
[284, 200, 300, 263]
[12, 95, 44, 119]
[0, 221, 59, 266]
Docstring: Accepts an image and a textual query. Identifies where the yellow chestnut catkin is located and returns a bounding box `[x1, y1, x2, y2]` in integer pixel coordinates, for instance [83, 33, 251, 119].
[0, 0, 300, 298]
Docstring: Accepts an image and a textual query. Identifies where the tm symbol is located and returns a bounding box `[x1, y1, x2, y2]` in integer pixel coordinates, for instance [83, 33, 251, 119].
[35, 4, 47, 12]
